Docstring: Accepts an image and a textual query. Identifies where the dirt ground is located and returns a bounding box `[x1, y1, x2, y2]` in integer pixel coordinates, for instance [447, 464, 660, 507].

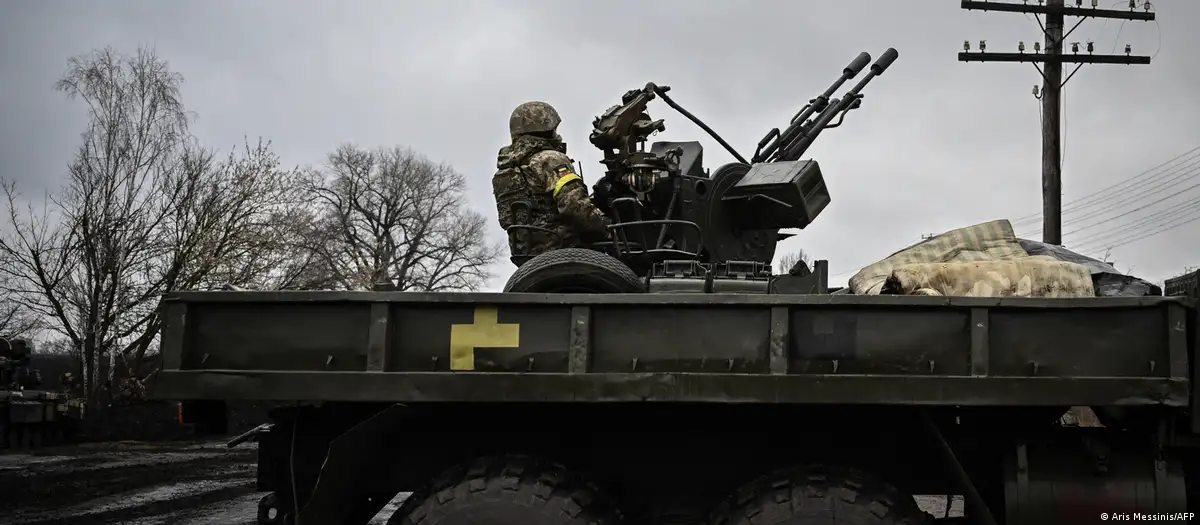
[0, 439, 959, 524]
[0, 439, 408, 525]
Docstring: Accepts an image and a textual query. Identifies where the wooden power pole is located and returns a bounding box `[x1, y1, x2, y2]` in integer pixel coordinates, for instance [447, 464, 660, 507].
[958, 0, 1155, 245]
[1042, 0, 1065, 247]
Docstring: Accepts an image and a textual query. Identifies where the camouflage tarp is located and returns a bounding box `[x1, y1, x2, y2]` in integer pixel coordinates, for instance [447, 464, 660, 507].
[849, 219, 1028, 295]
[849, 219, 1094, 298]
[883, 257, 1095, 297]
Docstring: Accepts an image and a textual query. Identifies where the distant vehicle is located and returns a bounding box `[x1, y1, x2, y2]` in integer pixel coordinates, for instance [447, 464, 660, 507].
[1, 337, 85, 449]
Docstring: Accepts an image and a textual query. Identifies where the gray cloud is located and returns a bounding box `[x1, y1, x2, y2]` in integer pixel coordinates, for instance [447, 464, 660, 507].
[2, 0, 1197, 289]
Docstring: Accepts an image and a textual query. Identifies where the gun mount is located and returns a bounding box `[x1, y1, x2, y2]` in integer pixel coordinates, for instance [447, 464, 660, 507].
[2, 336, 83, 451]
[501, 48, 898, 294]
[586, 49, 898, 277]
[0, 337, 34, 389]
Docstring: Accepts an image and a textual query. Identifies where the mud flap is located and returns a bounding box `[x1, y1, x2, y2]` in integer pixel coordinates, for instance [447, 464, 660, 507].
[297, 403, 408, 524]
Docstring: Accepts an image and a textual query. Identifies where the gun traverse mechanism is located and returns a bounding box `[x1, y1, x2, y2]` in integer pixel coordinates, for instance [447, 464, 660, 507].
[585, 48, 899, 272]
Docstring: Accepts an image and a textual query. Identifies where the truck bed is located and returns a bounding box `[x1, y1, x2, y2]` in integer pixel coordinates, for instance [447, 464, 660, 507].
[152, 292, 1195, 407]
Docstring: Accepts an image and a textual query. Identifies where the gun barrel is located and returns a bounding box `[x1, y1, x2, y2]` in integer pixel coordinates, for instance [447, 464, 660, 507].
[778, 48, 898, 161]
[845, 51, 871, 77]
[871, 48, 899, 75]
[778, 99, 839, 161]
[753, 51, 873, 163]
[754, 48, 897, 163]
[796, 52, 870, 125]
[787, 52, 868, 119]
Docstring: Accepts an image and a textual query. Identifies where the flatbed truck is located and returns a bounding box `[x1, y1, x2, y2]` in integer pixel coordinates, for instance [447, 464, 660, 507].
[154, 290, 1199, 524]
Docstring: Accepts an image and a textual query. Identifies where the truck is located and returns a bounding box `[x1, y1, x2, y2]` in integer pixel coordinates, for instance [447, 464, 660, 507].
[153, 49, 1200, 524]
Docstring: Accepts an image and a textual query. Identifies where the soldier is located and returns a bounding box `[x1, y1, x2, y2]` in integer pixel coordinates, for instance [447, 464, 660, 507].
[60, 372, 78, 393]
[16, 365, 41, 390]
[493, 101, 610, 263]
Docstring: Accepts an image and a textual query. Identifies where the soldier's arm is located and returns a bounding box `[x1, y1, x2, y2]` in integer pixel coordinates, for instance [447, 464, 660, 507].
[531, 152, 609, 234]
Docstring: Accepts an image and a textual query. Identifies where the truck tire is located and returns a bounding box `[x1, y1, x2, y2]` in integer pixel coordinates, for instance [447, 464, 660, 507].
[504, 248, 644, 294]
[387, 455, 621, 525]
[709, 465, 930, 525]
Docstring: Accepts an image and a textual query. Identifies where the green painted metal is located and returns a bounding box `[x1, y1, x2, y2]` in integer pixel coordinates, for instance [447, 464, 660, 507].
[152, 292, 1195, 407]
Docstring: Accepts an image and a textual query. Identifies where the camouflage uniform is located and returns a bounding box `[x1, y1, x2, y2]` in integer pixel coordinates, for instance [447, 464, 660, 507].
[60, 372, 78, 393]
[493, 101, 609, 261]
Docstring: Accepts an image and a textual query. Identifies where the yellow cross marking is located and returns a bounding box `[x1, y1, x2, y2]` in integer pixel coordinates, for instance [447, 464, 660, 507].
[449, 306, 520, 371]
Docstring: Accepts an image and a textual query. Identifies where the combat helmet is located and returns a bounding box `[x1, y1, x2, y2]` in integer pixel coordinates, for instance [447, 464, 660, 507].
[509, 101, 561, 138]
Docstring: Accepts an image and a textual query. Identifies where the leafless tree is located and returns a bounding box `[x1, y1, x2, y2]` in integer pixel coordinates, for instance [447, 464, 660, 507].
[38, 338, 75, 356]
[0, 291, 42, 339]
[776, 249, 813, 275]
[1100, 247, 1114, 265]
[296, 144, 502, 291]
[0, 46, 303, 399]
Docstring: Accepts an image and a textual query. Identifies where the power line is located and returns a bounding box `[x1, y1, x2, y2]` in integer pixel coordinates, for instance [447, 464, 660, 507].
[1015, 146, 1200, 227]
[1076, 206, 1200, 257]
[959, 0, 1157, 245]
[1019, 155, 1200, 236]
[1065, 180, 1195, 237]
[1066, 186, 1200, 253]
[1050, 159, 1200, 231]
[1067, 191, 1200, 249]
[1011, 145, 1200, 226]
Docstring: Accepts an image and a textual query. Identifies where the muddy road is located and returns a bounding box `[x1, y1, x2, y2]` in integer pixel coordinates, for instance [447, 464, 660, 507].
[1, 439, 958, 524]
[0, 439, 407, 525]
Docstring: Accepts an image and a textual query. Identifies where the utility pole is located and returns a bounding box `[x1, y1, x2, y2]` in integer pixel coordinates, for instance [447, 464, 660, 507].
[1042, 0, 1065, 247]
[958, 0, 1155, 246]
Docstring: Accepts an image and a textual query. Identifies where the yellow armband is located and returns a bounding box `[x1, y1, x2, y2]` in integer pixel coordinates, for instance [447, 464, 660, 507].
[552, 164, 582, 198]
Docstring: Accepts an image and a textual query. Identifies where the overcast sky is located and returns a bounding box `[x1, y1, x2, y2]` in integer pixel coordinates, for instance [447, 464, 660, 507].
[2, 0, 1197, 290]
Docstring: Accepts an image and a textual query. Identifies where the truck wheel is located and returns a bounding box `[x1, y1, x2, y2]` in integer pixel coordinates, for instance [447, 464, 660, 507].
[257, 493, 289, 524]
[387, 455, 621, 525]
[709, 465, 930, 525]
[504, 248, 644, 293]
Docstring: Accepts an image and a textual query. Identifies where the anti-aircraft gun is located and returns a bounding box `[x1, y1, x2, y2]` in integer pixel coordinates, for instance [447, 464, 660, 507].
[503, 48, 899, 294]
[1, 336, 83, 449]
[0, 336, 38, 390]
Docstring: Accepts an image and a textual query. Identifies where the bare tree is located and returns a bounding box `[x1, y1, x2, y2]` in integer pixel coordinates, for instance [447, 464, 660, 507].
[776, 249, 813, 275]
[297, 144, 501, 291]
[0, 291, 41, 339]
[0, 46, 302, 400]
[0, 265, 41, 338]
[0, 46, 186, 395]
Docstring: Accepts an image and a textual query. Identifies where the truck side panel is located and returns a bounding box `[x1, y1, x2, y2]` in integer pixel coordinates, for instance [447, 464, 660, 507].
[152, 292, 1193, 407]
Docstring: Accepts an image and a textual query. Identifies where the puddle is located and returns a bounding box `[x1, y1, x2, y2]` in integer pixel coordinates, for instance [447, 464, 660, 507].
[121, 492, 264, 525]
[8, 465, 252, 523]
[0, 455, 76, 470]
